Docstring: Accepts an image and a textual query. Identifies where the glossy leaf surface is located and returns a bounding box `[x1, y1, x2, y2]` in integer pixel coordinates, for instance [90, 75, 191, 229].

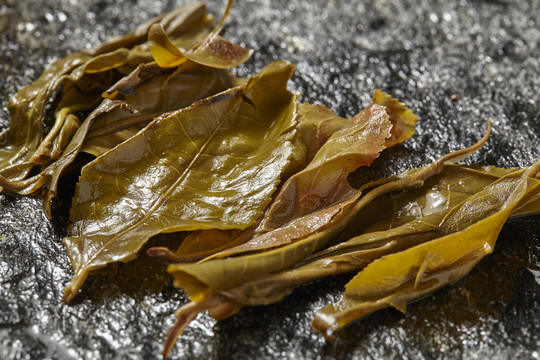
[162, 128, 493, 355]
[62, 61, 298, 303]
[171, 165, 540, 310]
[312, 160, 540, 337]
[212, 91, 417, 257]
[149, 0, 253, 69]
[81, 63, 236, 157]
[36, 62, 237, 218]
[167, 128, 490, 298]
[162, 102, 350, 262]
[0, 2, 213, 196]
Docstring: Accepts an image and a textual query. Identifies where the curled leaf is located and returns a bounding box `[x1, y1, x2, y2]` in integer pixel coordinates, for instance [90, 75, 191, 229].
[294, 103, 351, 166]
[172, 165, 539, 347]
[312, 159, 540, 338]
[62, 61, 298, 303]
[153, 102, 350, 263]
[88, 2, 211, 56]
[168, 123, 490, 298]
[149, 0, 253, 69]
[0, 2, 214, 198]
[372, 89, 418, 146]
[162, 118, 490, 356]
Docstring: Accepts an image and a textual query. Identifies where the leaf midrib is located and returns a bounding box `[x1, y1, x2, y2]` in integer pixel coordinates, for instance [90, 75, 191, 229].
[78, 91, 244, 273]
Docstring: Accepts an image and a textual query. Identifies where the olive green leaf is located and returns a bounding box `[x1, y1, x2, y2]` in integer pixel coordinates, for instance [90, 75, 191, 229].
[154, 99, 394, 265]
[161, 124, 492, 357]
[312, 159, 540, 338]
[372, 89, 417, 146]
[210, 90, 418, 258]
[0, 2, 212, 196]
[62, 61, 298, 303]
[166, 125, 490, 299]
[154, 94, 415, 264]
[151, 102, 350, 263]
[159, 122, 491, 356]
[38, 61, 237, 218]
[182, 164, 539, 312]
[149, 0, 252, 69]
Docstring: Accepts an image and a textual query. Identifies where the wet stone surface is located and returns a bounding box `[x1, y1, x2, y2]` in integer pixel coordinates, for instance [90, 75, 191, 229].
[1, 0, 539, 359]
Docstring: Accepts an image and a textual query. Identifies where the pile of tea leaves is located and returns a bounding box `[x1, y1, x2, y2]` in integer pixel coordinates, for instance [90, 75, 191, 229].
[1, 1, 539, 358]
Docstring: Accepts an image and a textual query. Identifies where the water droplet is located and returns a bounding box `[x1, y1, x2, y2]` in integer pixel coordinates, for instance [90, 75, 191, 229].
[25, 22, 36, 32]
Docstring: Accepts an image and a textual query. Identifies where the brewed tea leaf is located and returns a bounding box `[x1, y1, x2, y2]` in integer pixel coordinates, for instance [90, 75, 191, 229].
[62, 61, 298, 303]
[149, 0, 252, 69]
[312, 160, 540, 337]
[0, 2, 213, 198]
[162, 121, 491, 357]
[211, 90, 418, 258]
[160, 102, 350, 262]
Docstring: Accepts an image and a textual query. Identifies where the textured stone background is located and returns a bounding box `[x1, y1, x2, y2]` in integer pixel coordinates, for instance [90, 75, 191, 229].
[1, 0, 539, 359]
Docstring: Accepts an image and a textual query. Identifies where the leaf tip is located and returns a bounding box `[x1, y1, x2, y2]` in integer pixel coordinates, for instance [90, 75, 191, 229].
[312, 305, 338, 341]
[62, 270, 89, 304]
[62, 285, 78, 304]
[372, 89, 418, 146]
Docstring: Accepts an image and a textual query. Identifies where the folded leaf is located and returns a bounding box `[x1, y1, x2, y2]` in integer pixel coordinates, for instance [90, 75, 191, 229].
[31, 49, 152, 165]
[37, 61, 237, 218]
[340, 164, 520, 237]
[162, 165, 540, 308]
[167, 131, 491, 299]
[312, 159, 540, 338]
[162, 122, 491, 357]
[227, 165, 539, 307]
[0, 2, 212, 195]
[149, 0, 253, 69]
[62, 60, 298, 303]
[156, 102, 350, 262]
[209, 90, 418, 258]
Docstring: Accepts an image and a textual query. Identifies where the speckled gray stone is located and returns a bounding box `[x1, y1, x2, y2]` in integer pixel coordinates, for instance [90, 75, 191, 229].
[0, 0, 539, 359]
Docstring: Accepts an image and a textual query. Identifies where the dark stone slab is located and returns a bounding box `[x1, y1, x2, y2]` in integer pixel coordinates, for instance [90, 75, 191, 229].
[1, 0, 538, 359]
